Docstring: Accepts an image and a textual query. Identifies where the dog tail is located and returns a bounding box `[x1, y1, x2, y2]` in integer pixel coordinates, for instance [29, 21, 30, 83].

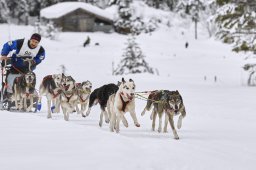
[88, 91, 97, 108]
[146, 94, 154, 110]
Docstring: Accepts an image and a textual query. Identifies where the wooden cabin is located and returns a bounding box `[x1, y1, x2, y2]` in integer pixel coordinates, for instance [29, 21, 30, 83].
[40, 2, 114, 32]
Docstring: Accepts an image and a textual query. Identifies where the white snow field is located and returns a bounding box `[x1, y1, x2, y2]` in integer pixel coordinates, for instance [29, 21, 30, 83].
[0, 24, 256, 170]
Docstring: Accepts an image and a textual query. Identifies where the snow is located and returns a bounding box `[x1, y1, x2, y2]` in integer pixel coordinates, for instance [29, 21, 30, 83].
[0, 23, 256, 170]
[40, 2, 113, 21]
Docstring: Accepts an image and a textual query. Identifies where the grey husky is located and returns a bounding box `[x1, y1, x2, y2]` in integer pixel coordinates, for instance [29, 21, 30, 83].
[141, 90, 186, 139]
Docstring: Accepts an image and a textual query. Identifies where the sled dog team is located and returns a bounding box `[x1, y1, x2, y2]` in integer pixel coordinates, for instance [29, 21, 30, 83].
[37, 73, 186, 140]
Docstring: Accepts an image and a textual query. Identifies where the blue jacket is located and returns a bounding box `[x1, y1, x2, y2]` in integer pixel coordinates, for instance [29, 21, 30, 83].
[1, 39, 45, 73]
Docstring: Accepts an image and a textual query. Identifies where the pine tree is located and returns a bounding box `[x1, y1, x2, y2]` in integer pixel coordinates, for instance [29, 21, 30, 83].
[7, 0, 29, 25]
[144, 0, 178, 10]
[40, 0, 60, 8]
[0, 0, 9, 23]
[27, 0, 41, 16]
[114, 0, 155, 35]
[216, 0, 231, 6]
[114, 36, 154, 75]
[114, 0, 133, 34]
[108, 0, 121, 6]
[175, 0, 205, 39]
[214, 0, 256, 53]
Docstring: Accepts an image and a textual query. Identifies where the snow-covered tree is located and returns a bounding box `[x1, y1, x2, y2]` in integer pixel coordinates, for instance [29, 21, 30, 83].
[114, 0, 134, 34]
[108, 0, 121, 6]
[114, 0, 157, 35]
[175, 0, 206, 39]
[77, 0, 110, 8]
[214, 0, 256, 53]
[34, 21, 61, 40]
[176, 0, 205, 15]
[7, 0, 29, 25]
[216, 0, 231, 6]
[114, 36, 154, 75]
[144, 0, 178, 10]
[0, 0, 9, 23]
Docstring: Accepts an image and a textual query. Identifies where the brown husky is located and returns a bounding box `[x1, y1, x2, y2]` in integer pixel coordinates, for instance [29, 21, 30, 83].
[141, 90, 186, 139]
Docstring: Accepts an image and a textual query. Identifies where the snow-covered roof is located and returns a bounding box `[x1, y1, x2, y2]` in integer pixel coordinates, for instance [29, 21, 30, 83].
[40, 2, 113, 22]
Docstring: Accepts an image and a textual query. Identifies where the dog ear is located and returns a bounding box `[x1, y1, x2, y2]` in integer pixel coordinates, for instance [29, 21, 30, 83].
[71, 76, 75, 83]
[180, 95, 183, 102]
[117, 81, 121, 86]
[129, 79, 133, 82]
[122, 77, 125, 83]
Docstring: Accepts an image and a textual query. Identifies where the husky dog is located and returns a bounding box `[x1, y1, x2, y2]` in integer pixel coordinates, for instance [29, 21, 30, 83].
[38, 74, 64, 118]
[60, 75, 78, 121]
[108, 78, 140, 133]
[13, 71, 36, 112]
[141, 90, 186, 139]
[86, 83, 119, 127]
[75, 81, 92, 117]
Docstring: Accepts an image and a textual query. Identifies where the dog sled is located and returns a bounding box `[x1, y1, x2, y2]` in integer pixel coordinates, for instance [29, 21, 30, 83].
[0, 59, 39, 112]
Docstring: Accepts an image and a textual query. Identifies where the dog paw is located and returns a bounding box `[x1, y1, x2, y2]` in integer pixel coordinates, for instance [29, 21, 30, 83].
[135, 123, 140, 127]
[47, 114, 52, 119]
[123, 120, 128, 127]
[105, 119, 110, 124]
[115, 129, 120, 133]
[82, 113, 86, 118]
[174, 136, 179, 140]
[158, 128, 162, 133]
[51, 106, 55, 113]
[37, 103, 42, 111]
[150, 115, 153, 120]
[99, 121, 102, 127]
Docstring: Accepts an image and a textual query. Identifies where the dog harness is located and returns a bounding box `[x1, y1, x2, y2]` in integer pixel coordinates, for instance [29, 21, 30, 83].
[120, 92, 130, 112]
[42, 75, 61, 98]
[62, 90, 75, 102]
[78, 93, 90, 103]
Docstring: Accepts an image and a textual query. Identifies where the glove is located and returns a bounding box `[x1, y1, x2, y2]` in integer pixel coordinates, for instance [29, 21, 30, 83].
[23, 60, 29, 67]
[1, 57, 11, 67]
[23, 60, 36, 67]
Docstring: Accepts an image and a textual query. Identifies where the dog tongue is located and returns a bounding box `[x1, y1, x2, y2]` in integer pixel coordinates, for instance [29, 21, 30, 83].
[128, 95, 133, 101]
[65, 85, 69, 90]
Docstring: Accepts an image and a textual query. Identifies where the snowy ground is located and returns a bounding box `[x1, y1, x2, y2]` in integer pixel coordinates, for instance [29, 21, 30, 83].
[0, 24, 256, 170]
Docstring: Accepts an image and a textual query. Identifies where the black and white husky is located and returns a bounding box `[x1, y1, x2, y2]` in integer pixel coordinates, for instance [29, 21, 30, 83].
[107, 78, 140, 133]
[86, 83, 119, 127]
[38, 74, 63, 118]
